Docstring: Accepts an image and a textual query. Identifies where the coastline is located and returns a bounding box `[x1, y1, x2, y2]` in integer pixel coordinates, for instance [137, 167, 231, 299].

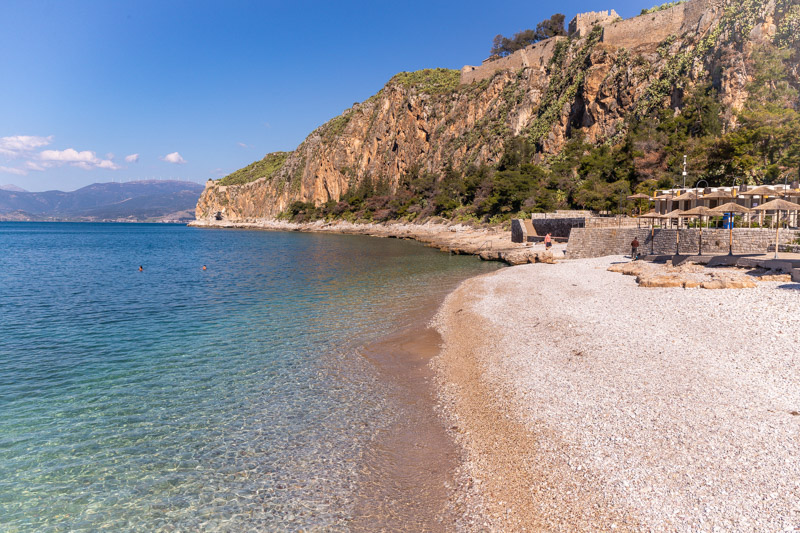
[189, 218, 562, 265]
[432, 256, 800, 531]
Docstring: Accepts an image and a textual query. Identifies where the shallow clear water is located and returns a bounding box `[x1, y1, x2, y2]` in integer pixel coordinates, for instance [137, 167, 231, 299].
[0, 222, 501, 531]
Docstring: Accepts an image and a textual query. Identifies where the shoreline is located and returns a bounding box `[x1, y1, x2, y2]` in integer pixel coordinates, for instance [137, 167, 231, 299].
[432, 255, 800, 531]
[189, 218, 565, 265]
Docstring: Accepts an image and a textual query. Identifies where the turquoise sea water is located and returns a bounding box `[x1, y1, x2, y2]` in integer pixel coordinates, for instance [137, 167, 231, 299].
[0, 222, 501, 531]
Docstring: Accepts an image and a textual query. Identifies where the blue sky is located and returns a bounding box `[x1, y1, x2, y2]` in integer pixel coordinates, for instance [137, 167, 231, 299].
[1, 0, 649, 192]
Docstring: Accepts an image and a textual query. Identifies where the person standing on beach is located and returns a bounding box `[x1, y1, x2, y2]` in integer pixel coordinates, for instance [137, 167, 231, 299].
[631, 237, 640, 260]
[544, 233, 552, 249]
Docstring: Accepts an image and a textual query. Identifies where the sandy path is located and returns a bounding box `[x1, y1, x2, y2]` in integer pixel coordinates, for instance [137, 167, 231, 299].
[433, 256, 800, 531]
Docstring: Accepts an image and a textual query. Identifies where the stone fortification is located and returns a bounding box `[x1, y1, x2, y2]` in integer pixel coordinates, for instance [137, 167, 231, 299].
[569, 10, 620, 37]
[460, 0, 721, 84]
[460, 37, 566, 85]
[566, 227, 798, 259]
[601, 0, 721, 48]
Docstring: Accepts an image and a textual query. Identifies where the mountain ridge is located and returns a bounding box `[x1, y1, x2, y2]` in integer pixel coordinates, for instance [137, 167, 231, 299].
[0, 180, 204, 222]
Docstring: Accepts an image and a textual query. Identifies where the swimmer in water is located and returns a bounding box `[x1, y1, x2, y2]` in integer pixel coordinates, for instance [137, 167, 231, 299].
[202, 265, 207, 270]
[138, 266, 143, 272]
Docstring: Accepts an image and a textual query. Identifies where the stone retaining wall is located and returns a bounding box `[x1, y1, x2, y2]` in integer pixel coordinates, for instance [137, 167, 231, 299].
[566, 227, 799, 259]
[531, 218, 584, 239]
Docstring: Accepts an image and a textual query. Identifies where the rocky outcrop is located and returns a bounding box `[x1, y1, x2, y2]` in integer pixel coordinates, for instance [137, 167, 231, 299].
[196, 0, 796, 222]
[607, 260, 760, 288]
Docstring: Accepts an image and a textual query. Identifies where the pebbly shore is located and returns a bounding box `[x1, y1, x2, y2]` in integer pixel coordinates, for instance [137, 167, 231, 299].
[433, 255, 800, 532]
[189, 218, 564, 265]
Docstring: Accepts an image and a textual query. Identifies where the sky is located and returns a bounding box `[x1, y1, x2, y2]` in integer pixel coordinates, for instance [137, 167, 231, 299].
[1, 0, 649, 192]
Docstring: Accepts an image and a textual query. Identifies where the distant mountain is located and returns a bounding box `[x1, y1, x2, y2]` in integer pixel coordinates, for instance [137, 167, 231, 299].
[0, 180, 204, 222]
[0, 184, 27, 192]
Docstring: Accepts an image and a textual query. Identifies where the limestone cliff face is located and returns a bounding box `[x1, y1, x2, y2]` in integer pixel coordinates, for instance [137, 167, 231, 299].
[196, 0, 796, 221]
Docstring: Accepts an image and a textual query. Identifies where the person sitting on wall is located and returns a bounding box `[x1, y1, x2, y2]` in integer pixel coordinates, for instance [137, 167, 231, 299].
[631, 237, 640, 260]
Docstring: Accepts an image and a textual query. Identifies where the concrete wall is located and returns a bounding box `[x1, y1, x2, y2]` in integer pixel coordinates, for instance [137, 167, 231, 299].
[566, 228, 799, 259]
[460, 37, 566, 85]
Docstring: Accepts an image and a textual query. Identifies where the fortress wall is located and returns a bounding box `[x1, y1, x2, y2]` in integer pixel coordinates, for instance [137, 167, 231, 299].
[601, 3, 687, 48]
[680, 0, 724, 34]
[460, 36, 565, 85]
[569, 10, 621, 37]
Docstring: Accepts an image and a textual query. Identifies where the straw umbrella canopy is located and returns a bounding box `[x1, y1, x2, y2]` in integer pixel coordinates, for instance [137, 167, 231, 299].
[681, 206, 716, 255]
[751, 198, 800, 258]
[639, 210, 663, 218]
[710, 202, 753, 214]
[737, 185, 778, 197]
[710, 202, 754, 255]
[627, 193, 653, 217]
[660, 208, 685, 219]
[703, 190, 734, 199]
[701, 190, 734, 209]
[672, 191, 697, 206]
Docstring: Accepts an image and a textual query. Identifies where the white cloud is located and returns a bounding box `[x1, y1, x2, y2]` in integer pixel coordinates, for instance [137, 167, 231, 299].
[0, 135, 53, 157]
[237, 142, 250, 148]
[162, 151, 186, 164]
[39, 148, 120, 170]
[125, 153, 139, 163]
[0, 165, 27, 176]
[25, 161, 46, 171]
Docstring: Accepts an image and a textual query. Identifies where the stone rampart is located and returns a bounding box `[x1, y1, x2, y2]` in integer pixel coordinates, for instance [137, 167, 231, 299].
[460, 37, 565, 85]
[602, 3, 687, 48]
[601, 0, 719, 48]
[566, 228, 799, 259]
[569, 10, 621, 37]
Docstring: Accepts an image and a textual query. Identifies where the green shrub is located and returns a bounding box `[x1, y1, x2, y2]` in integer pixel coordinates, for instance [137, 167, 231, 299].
[218, 152, 290, 186]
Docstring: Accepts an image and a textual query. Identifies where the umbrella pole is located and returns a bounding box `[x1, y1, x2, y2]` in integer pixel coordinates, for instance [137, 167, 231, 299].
[728, 212, 733, 255]
[699, 225, 702, 256]
[651, 220, 654, 255]
[775, 209, 780, 259]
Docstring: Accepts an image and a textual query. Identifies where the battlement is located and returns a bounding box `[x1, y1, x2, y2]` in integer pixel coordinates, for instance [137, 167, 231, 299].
[568, 10, 621, 37]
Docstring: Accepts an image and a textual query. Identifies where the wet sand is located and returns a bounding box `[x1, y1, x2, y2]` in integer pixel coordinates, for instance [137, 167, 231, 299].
[351, 319, 458, 531]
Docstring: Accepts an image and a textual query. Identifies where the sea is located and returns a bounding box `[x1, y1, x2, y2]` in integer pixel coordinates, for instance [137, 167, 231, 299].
[0, 222, 502, 531]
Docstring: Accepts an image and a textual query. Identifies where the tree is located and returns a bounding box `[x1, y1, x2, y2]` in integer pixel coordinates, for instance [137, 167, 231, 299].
[490, 14, 566, 58]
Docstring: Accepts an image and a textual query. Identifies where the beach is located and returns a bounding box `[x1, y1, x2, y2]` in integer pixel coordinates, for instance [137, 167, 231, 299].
[433, 256, 800, 531]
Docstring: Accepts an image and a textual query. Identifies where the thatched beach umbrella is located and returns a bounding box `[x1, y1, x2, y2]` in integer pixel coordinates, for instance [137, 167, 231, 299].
[640, 210, 662, 254]
[710, 202, 754, 255]
[661, 209, 687, 254]
[627, 193, 653, 218]
[739, 186, 778, 224]
[751, 198, 800, 259]
[681, 205, 716, 255]
[701, 189, 734, 209]
[672, 191, 698, 210]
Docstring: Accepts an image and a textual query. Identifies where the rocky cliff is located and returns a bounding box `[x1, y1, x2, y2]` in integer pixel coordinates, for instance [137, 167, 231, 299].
[196, 0, 799, 221]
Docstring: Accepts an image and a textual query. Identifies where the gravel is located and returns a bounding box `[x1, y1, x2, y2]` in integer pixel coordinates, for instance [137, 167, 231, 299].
[433, 256, 800, 532]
